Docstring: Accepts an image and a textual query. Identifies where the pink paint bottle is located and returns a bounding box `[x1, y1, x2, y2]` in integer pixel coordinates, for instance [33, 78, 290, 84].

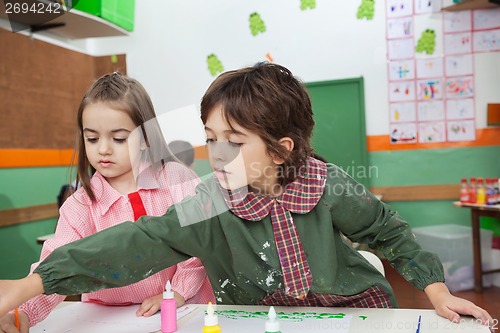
[161, 280, 177, 333]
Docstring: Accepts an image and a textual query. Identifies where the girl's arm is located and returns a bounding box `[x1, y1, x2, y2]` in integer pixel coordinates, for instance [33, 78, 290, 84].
[171, 257, 210, 302]
[16, 198, 92, 327]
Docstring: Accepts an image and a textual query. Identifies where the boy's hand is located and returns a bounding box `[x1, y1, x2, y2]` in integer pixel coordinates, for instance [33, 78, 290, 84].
[135, 291, 185, 317]
[424, 282, 493, 325]
[0, 310, 29, 333]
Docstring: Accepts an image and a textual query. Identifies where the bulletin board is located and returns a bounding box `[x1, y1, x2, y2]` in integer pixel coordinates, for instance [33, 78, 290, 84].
[0, 29, 126, 166]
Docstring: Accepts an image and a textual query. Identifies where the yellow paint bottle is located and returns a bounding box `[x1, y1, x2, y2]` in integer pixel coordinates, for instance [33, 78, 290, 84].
[202, 302, 221, 333]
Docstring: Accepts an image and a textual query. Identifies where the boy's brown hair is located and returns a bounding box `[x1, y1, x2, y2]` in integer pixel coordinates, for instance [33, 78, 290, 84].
[200, 62, 315, 186]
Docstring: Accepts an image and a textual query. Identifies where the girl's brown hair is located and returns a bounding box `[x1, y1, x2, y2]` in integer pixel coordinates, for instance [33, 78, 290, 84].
[200, 62, 315, 186]
[73, 72, 173, 201]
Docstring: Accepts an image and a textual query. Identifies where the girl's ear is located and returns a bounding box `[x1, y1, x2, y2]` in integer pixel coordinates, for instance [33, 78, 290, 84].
[271, 137, 294, 165]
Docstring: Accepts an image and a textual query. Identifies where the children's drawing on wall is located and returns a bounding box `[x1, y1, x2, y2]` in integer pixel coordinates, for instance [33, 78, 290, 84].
[417, 79, 442, 100]
[417, 100, 445, 121]
[473, 8, 500, 31]
[357, 0, 375, 20]
[445, 54, 473, 77]
[249, 12, 266, 36]
[300, 0, 316, 10]
[416, 58, 443, 78]
[443, 11, 471, 33]
[388, 38, 414, 59]
[446, 76, 474, 98]
[390, 123, 417, 143]
[446, 98, 474, 120]
[473, 29, 500, 52]
[389, 81, 416, 101]
[390, 102, 416, 122]
[207, 54, 224, 76]
[416, 29, 436, 55]
[387, 17, 413, 39]
[447, 120, 476, 142]
[388, 60, 415, 80]
[386, 0, 412, 18]
[414, 0, 441, 14]
[444, 32, 472, 54]
[418, 121, 446, 143]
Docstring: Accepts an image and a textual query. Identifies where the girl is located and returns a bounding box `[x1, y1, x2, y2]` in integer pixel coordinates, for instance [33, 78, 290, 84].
[0, 73, 214, 332]
[0, 63, 492, 326]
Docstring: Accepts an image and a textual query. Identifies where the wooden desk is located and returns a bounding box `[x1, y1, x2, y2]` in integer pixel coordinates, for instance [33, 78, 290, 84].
[453, 201, 500, 292]
[32, 303, 492, 333]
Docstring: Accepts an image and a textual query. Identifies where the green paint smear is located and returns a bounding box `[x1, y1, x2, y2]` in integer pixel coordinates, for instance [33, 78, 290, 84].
[214, 310, 348, 322]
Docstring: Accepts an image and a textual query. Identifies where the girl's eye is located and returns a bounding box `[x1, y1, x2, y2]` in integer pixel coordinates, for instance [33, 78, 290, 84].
[114, 138, 127, 143]
[86, 138, 98, 143]
[205, 138, 215, 144]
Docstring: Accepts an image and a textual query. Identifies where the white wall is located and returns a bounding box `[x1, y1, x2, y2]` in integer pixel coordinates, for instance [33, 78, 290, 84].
[28, 0, 500, 138]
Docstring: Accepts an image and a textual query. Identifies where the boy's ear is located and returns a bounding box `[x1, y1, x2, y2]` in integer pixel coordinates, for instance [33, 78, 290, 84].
[271, 137, 294, 165]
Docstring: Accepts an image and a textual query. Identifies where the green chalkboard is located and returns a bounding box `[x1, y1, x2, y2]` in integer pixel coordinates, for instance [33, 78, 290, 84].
[306, 77, 369, 187]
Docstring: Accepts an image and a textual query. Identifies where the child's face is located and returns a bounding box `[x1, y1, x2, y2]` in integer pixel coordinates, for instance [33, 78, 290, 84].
[82, 103, 142, 189]
[204, 106, 283, 196]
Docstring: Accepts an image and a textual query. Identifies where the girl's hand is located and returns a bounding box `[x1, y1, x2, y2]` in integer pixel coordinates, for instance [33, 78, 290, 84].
[135, 291, 185, 317]
[424, 282, 493, 325]
[0, 310, 29, 333]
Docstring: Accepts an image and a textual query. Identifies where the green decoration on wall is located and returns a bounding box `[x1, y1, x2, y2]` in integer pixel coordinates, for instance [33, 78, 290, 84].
[207, 54, 224, 76]
[249, 12, 266, 36]
[416, 29, 436, 55]
[300, 0, 316, 10]
[357, 0, 375, 20]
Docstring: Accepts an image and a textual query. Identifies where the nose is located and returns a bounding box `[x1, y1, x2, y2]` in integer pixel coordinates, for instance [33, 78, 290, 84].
[98, 139, 112, 156]
[209, 142, 240, 164]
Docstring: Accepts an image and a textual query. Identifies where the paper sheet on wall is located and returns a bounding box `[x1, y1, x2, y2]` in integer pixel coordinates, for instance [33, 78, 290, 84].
[31, 303, 197, 333]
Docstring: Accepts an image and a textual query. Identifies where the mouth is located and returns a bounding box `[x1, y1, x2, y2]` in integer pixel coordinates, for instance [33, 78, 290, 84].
[99, 160, 114, 167]
[213, 167, 230, 178]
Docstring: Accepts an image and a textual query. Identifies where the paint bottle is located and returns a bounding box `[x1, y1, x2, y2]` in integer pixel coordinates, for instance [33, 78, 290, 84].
[459, 178, 469, 204]
[202, 302, 221, 333]
[265, 306, 281, 333]
[161, 280, 177, 333]
[486, 178, 496, 206]
[468, 177, 477, 204]
[476, 177, 486, 205]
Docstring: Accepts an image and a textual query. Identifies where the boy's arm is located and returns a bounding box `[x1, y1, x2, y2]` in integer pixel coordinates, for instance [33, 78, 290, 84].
[424, 282, 493, 325]
[0, 274, 45, 318]
[29, 181, 219, 300]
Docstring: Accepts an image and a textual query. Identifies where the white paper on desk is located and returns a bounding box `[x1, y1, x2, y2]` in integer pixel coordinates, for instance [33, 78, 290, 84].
[179, 310, 352, 333]
[31, 303, 196, 333]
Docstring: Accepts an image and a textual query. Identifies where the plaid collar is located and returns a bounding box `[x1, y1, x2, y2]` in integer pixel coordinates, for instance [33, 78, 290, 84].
[219, 157, 327, 299]
[220, 157, 328, 220]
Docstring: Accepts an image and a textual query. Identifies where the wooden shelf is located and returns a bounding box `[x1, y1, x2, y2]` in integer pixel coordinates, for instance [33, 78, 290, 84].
[0, 1, 128, 39]
[443, 0, 500, 11]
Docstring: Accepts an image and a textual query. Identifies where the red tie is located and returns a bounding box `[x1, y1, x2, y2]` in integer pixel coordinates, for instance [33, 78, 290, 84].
[128, 191, 147, 221]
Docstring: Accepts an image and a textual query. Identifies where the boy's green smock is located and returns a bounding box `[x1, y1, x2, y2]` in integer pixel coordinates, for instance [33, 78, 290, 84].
[35, 164, 444, 306]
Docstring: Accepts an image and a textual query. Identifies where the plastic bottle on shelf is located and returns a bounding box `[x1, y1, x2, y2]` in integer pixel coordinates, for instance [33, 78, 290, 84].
[486, 178, 496, 206]
[476, 177, 486, 205]
[495, 178, 500, 205]
[468, 177, 477, 204]
[496, 178, 500, 204]
[459, 178, 469, 204]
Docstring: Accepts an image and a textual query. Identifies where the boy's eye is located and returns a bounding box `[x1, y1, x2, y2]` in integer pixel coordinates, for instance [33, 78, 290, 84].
[229, 141, 243, 147]
[205, 138, 215, 144]
[86, 137, 98, 143]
